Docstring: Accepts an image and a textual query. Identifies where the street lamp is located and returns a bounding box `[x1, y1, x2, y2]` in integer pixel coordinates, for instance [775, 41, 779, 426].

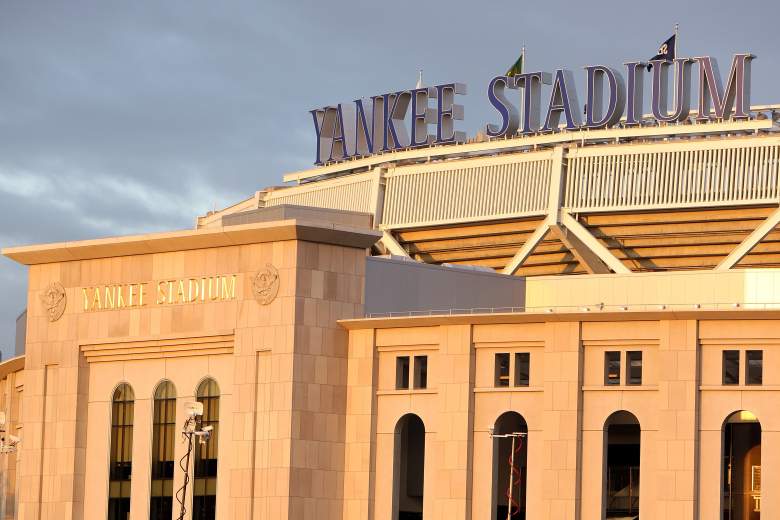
[175, 402, 213, 520]
[0, 411, 20, 454]
[489, 427, 527, 520]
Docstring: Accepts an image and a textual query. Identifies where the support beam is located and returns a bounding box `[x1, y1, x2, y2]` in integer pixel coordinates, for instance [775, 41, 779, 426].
[369, 167, 387, 227]
[379, 230, 410, 257]
[715, 206, 780, 270]
[560, 212, 631, 274]
[501, 223, 550, 275]
[550, 224, 610, 274]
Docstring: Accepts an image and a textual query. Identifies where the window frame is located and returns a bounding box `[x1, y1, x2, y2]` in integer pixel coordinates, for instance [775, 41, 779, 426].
[150, 381, 177, 520]
[396, 356, 410, 390]
[413, 355, 428, 389]
[108, 383, 134, 520]
[514, 352, 530, 387]
[494, 353, 510, 387]
[193, 378, 220, 520]
[604, 351, 621, 386]
[745, 350, 763, 386]
[722, 350, 740, 385]
[626, 351, 643, 386]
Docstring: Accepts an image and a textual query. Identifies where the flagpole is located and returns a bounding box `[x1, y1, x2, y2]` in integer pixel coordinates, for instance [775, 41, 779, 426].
[521, 45, 525, 73]
[674, 23, 680, 120]
[519, 45, 525, 137]
[674, 23, 679, 58]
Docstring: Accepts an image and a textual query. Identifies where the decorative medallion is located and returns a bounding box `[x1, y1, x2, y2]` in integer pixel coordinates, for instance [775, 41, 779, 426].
[40, 281, 67, 322]
[252, 263, 280, 305]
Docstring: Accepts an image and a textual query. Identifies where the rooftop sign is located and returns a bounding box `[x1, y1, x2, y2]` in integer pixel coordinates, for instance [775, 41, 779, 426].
[309, 53, 754, 166]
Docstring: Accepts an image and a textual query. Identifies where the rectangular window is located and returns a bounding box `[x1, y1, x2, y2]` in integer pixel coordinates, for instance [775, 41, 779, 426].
[495, 353, 510, 387]
[626, 351, 643, 385]
[723, 350, 740, 385]
[413, 356, 428, 389]
[515, 353, 530, 386]
[746, 350, 763, 385]
[396, 356, 410, 390]
[605, 351, 621, 385]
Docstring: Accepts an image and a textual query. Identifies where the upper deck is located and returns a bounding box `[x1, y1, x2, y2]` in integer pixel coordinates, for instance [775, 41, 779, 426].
[200, 108, 780, 277]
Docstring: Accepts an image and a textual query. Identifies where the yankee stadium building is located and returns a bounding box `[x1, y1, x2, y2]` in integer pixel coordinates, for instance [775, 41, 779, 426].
[0, 48, 779, 520]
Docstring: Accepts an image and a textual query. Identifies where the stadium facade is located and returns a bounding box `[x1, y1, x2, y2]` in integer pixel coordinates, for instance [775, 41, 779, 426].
[1, 53, 780, 520]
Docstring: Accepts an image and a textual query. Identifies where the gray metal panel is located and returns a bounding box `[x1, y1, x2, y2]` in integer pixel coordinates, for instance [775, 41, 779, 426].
[364, 257, 525, 316]
[14, 309, 26, 356]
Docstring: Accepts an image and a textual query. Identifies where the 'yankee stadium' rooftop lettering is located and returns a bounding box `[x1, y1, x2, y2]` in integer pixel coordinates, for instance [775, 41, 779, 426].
[310, 53, 754, 166]
[310, 83, 467, 165]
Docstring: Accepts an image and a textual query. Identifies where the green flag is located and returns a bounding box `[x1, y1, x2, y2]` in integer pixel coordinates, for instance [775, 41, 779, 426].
[505, 53, 523, 77]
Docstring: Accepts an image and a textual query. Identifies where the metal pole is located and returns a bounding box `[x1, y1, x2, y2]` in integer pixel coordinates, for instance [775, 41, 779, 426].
[507, 435, 515, 520]
[519, 45, 526, 137]
[673, 23, 680, 110]
[675, 23, 679, 58]
[177, 432, 193, 520]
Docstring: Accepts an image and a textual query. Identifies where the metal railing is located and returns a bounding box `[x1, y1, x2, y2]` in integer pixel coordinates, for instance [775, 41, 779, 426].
[364, 302, 780, 319]
[566, 141, 780, 212]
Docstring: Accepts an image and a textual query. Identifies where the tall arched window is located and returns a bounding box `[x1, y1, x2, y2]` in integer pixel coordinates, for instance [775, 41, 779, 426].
[722, 410, 761, 520]
[150, 381, 176, 520]
[393, 414, 425, 520]
[193, 379, 219, 520]
[108, 383, 134, 520]
[492, 412, 528, 520]
[604, 411, 641, 519]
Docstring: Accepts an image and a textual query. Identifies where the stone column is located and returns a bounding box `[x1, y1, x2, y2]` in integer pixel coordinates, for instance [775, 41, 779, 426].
[430, 324, 474, 520]
[341, 328, 378, 520]
[654, 320, 699, 519]
[540, 321, 582, 519]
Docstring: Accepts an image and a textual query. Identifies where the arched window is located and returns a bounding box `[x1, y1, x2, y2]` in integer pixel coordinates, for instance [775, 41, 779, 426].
[722, 410, 761, 520]
[108, 383, 134, 520]
[604, 411, 641, 519]
[150, 381, 176, 520]
[492, 411, 528, 520]
[392, 414, 425, 520]
[193, 379, 220, 520]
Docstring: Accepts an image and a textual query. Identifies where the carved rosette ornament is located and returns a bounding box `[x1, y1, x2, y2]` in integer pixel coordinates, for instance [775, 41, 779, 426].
[40, 281, 67, 322]
[252, 264, 280, 305]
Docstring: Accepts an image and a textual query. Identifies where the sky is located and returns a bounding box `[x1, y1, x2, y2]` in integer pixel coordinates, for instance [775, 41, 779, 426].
[0, 0, 778, 358]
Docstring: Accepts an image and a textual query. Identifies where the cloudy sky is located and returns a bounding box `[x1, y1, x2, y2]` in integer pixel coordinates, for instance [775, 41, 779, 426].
[0, 0, 777, 358]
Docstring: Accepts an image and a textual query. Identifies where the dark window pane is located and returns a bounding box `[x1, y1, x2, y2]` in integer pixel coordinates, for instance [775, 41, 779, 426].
[151, 381, 177, 517]
[746, 350, 763, 385]
[149, 496, 173, 520]
[723, 350, 740, 385]
[495, 353, 510, 387]
[192, 495, 217, 520]
[194, 379, 219, 520]
[515, 353, 530, 387]
[108, 498, 131, 520]
[413, 356, 428, 389]
[396, 356, 410, 390]
[627, 351, 642, 386]
[605, 352, 621, 386]
[108, 384, 134, 520]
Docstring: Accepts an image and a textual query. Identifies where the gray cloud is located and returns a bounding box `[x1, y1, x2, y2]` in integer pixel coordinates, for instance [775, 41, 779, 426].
[0, 0, 778, 357]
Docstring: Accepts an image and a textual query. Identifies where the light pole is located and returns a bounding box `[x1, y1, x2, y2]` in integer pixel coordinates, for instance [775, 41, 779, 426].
[175, 402, 213, 520]
[489, 428, 526, 520]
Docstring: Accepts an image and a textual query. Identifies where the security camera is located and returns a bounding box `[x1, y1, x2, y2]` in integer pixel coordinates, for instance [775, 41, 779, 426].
[184, 402, 204, 418]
